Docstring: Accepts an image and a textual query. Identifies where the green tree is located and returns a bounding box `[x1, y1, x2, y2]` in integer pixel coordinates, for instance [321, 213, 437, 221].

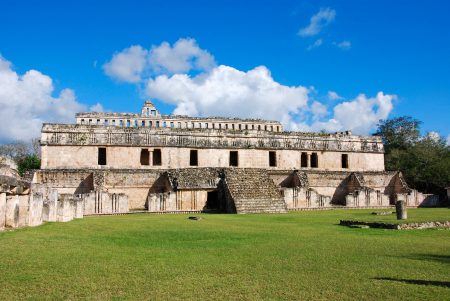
[374, 116, 421, 153]
[375, 117, 450, 197]
[17, 154, 41, 177]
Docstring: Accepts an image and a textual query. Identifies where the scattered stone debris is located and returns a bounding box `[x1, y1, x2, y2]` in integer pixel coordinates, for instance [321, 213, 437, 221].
[188, 216, 202, 221]
[348, 224, 370, 229]
[371, 211, 395, 215]
[340, 220, 450, 230]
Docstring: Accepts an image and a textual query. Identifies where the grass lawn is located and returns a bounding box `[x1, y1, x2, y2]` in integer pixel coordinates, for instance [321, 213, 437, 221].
[0, 209, 449, 300]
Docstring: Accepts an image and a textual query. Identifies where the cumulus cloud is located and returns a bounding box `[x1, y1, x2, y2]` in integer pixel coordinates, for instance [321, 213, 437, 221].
[103, 45, 148, 83]
[335, 40, 352, 50]
[311, 101, 328, 120]
[146, 65, 309, 125]
[298, 7, 336, 37]
[103, 38, 215, 83]
[0, 55, 100, 142]
[327, 91, 343, 100]
[310, 92, 395, 134]
[149, 38, 215, 74]
[103, 38, 396, 135]
[307, 39, 323, 51]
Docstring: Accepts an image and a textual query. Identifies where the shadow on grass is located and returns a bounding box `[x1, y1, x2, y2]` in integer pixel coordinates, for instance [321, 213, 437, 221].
[411, 254, 450, 264]
[389, 254, 450, 264]
[374, 277, 450, 288]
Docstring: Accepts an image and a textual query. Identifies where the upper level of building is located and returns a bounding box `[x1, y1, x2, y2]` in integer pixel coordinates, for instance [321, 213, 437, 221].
[76, 100, 283, 133]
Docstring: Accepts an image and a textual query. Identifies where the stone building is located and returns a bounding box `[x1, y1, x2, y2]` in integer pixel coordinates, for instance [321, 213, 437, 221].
[28, 100, 438, 215]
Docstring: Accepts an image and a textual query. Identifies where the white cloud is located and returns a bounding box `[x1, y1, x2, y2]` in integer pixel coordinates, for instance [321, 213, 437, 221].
[89, 103, 104, 112]
[298, 7, 336, 37]
[103, 38, 215, 83]
[146, 65, 309, 125]
[335, 40, 352, 50]
[307, 39, 323, 51]
[103, 45, 148, 83]
[0, 55, 98, 142]
[311, 101, 328, 120]
[103, 39, 396, 136]
[149, 38, 215, 74]
[310, 92, 395, 134]
[327, 91, 343, 100]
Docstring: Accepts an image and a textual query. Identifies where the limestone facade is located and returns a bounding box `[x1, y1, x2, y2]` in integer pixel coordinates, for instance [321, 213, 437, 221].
[28, 100, 442, 215]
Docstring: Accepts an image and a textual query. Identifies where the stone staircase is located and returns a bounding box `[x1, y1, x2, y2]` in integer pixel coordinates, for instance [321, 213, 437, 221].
[224, 168, 287, 214]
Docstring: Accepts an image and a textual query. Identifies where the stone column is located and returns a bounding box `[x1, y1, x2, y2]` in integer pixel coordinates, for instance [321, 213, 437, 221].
[5, 195, 19, 228]
[396, 200, 407, 220]
[0, 193, 6, 230]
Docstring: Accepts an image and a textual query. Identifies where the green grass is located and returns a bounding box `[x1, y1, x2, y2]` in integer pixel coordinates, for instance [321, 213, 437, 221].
[0, 209, 449, 300]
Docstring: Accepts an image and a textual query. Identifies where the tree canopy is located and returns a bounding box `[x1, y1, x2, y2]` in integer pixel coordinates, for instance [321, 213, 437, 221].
[375, 117, 450, 197]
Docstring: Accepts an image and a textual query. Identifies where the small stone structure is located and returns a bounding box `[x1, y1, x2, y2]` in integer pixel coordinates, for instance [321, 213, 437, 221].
[0, 159, 129, 231]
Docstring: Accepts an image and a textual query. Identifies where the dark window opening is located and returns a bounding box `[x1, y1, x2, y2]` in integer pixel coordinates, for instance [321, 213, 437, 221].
[238, 124, 242, 130]
[301, 152, 308, 168]
[206, 190, 219, 210]
[153, 149, 162, 166]
[311, 153, 318, 168]
[98, 148, 106, 165]
[269, 151, 277, 167]
[190, 150, 198, 166]
[341, 154, 349, 169]
[229, 151, 238, 167]
[140, 149, 150, 166]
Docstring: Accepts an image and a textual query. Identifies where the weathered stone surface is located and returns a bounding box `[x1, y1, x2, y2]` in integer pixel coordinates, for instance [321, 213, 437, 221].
[57, 194, 77, 222]
[82, 190, 128, 215]
[5, 195, 19, 228]
[223, 169, 287, 214]
[0, 192, 6, 230]
[28, 193, 43, 227]
[396, 200, 407, 220]
[340, 220, 450, 230]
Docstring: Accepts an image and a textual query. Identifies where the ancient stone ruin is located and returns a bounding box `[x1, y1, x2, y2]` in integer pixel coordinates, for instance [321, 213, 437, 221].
[0, 100, 441, 231]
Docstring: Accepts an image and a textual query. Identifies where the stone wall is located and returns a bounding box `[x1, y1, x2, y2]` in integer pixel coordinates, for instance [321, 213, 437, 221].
[41, 145, 385, 172]
[82, 190, 128, 215]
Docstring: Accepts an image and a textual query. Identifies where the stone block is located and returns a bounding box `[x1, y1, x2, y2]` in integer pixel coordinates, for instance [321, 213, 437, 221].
[57, 194, 75, 222]
[5, 195, 19, 228]
[0, 192, 6, 230]
[74, 197, 84, 218]
[28, 192, 43, 227]
[43, 188, 58, 222]
[17, 195, 30, 227]
[117, 194, 129, 213]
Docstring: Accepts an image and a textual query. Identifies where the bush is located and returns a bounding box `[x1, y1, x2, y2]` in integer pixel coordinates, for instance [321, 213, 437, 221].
[17, 154, 41, 176]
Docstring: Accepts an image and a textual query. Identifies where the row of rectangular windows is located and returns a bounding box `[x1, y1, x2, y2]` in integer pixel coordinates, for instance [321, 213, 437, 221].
[98, 148, 349, 169]
[81, 119, 280, 132]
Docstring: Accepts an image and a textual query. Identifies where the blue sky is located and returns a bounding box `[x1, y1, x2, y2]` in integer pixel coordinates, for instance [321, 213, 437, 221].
[0, 0, 449, 142]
